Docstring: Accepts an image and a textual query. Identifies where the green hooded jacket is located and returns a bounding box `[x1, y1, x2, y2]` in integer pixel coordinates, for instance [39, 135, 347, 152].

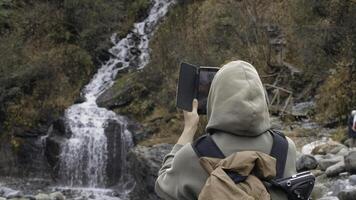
[155, 60, 297, 200]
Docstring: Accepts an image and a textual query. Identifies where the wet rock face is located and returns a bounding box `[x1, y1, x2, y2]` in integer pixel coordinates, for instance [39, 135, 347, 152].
[0, 129, 51, 179]
[104, 120, 124, 186]
[96, 84, 135, 110]
[44, 118, 71, 177]
[128, 144, 173, 200]
[0, 139, 18, 177]
[17, 137, 51, 178]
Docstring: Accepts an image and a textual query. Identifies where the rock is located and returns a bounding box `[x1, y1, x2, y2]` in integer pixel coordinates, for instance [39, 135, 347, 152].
[0, 187, 22, 198]
[73, 95, 86, 104]
[311, 183, 328, 199]
[319, 156, 343, 171]
[330, 145, 348, 154]
[328, 179, 349, 196]
[296, 154, 318, 172]
[311, 169, 324, 177]
[24, 195, 36, 200]
[0, 128, 51, 178]
[128, 144, 173, 200]
[0, 138, 19, 177]
[315, 154, 331, 161]
[344, 150, 356, 174]
[104, 120, 124, 186]
[125, 117, 152, 144]
[312, 141, 344, 155]
[337, 148, 350, 156]
[349, 175, 356, 185]
[35, 193, 50, 200]
[96, 72, 149, 110]
[318, 197, 339, 200]
[338, 188, 356, 200]
[292, 101, 315, 117]
[49, 192, 65, 200]
[96, 82, 135, 109]
[45, 118, 71, 176]
[326, 161, 346, 177]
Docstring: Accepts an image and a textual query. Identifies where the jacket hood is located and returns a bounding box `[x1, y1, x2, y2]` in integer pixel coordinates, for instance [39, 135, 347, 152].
[206, 60, 270, 136]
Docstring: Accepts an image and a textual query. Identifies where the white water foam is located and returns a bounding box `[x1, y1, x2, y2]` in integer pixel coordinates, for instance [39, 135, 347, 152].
[58, 0, 176, 198]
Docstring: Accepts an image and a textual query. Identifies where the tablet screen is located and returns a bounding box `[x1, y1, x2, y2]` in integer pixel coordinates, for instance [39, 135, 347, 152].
[198, 68, 219, 114]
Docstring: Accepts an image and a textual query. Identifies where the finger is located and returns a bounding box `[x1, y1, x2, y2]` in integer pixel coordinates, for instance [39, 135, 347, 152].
[192, 99, 198, 112]
[183, 110, 188, 117]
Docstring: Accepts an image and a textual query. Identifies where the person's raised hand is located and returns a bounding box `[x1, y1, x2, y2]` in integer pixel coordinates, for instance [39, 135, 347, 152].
[184, 99, 199, 131]
[177, 99, 200, 145]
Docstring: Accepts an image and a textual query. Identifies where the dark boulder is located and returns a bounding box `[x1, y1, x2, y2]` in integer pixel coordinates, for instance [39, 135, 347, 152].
[74, 95, 86, 104]
[127, 144, 173, 200]
[16, 136, 51, 178]
[104, 119, 125, 186]
[0, 122, 51, 178]
[45, 118, 71, 176]
[97, 84, 135, 109]
[296, 154, 318, 172]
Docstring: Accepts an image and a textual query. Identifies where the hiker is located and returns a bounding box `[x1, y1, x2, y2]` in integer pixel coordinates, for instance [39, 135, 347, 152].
[348, 110, 356, 148]
[155, 60, 298, 200]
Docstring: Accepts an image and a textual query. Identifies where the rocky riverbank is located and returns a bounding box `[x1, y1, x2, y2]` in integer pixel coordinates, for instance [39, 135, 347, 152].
[296, 139, 356, 200]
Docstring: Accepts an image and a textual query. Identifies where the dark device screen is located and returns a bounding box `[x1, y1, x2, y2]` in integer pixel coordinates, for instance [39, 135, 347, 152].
[197, 67, 218, 114]
[176, 62, 198, 112]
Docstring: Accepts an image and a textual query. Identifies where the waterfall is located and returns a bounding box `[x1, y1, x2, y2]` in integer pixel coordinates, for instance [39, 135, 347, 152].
[58, 0, 176, 192]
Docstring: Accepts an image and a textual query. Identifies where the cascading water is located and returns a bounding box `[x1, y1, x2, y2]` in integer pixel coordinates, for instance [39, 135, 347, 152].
[58, 0, 176, 198]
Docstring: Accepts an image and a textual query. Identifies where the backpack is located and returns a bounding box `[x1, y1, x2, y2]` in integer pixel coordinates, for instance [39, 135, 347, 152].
[192, 129, 315, 200]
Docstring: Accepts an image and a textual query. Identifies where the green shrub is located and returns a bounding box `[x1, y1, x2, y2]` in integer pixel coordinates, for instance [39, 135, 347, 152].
[0, 0, 151, 136]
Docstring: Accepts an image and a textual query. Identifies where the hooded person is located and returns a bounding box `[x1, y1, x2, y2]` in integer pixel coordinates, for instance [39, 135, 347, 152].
[155, 60, 297, 200]
[348, 110, 356, 147]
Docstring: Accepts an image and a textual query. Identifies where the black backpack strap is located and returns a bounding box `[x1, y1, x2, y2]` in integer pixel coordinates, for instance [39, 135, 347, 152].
[269, 130, 289, 179]
[192, 134, 225, 159]
[192, 135, 247, 183]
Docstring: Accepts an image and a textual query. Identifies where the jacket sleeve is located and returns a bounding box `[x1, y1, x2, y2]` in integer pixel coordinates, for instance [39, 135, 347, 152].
[285, 136, 297, 177]
[155, 144, 187, 200]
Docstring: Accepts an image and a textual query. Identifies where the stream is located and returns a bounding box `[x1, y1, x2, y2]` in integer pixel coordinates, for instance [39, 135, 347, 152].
[56, 0, 176, 199]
